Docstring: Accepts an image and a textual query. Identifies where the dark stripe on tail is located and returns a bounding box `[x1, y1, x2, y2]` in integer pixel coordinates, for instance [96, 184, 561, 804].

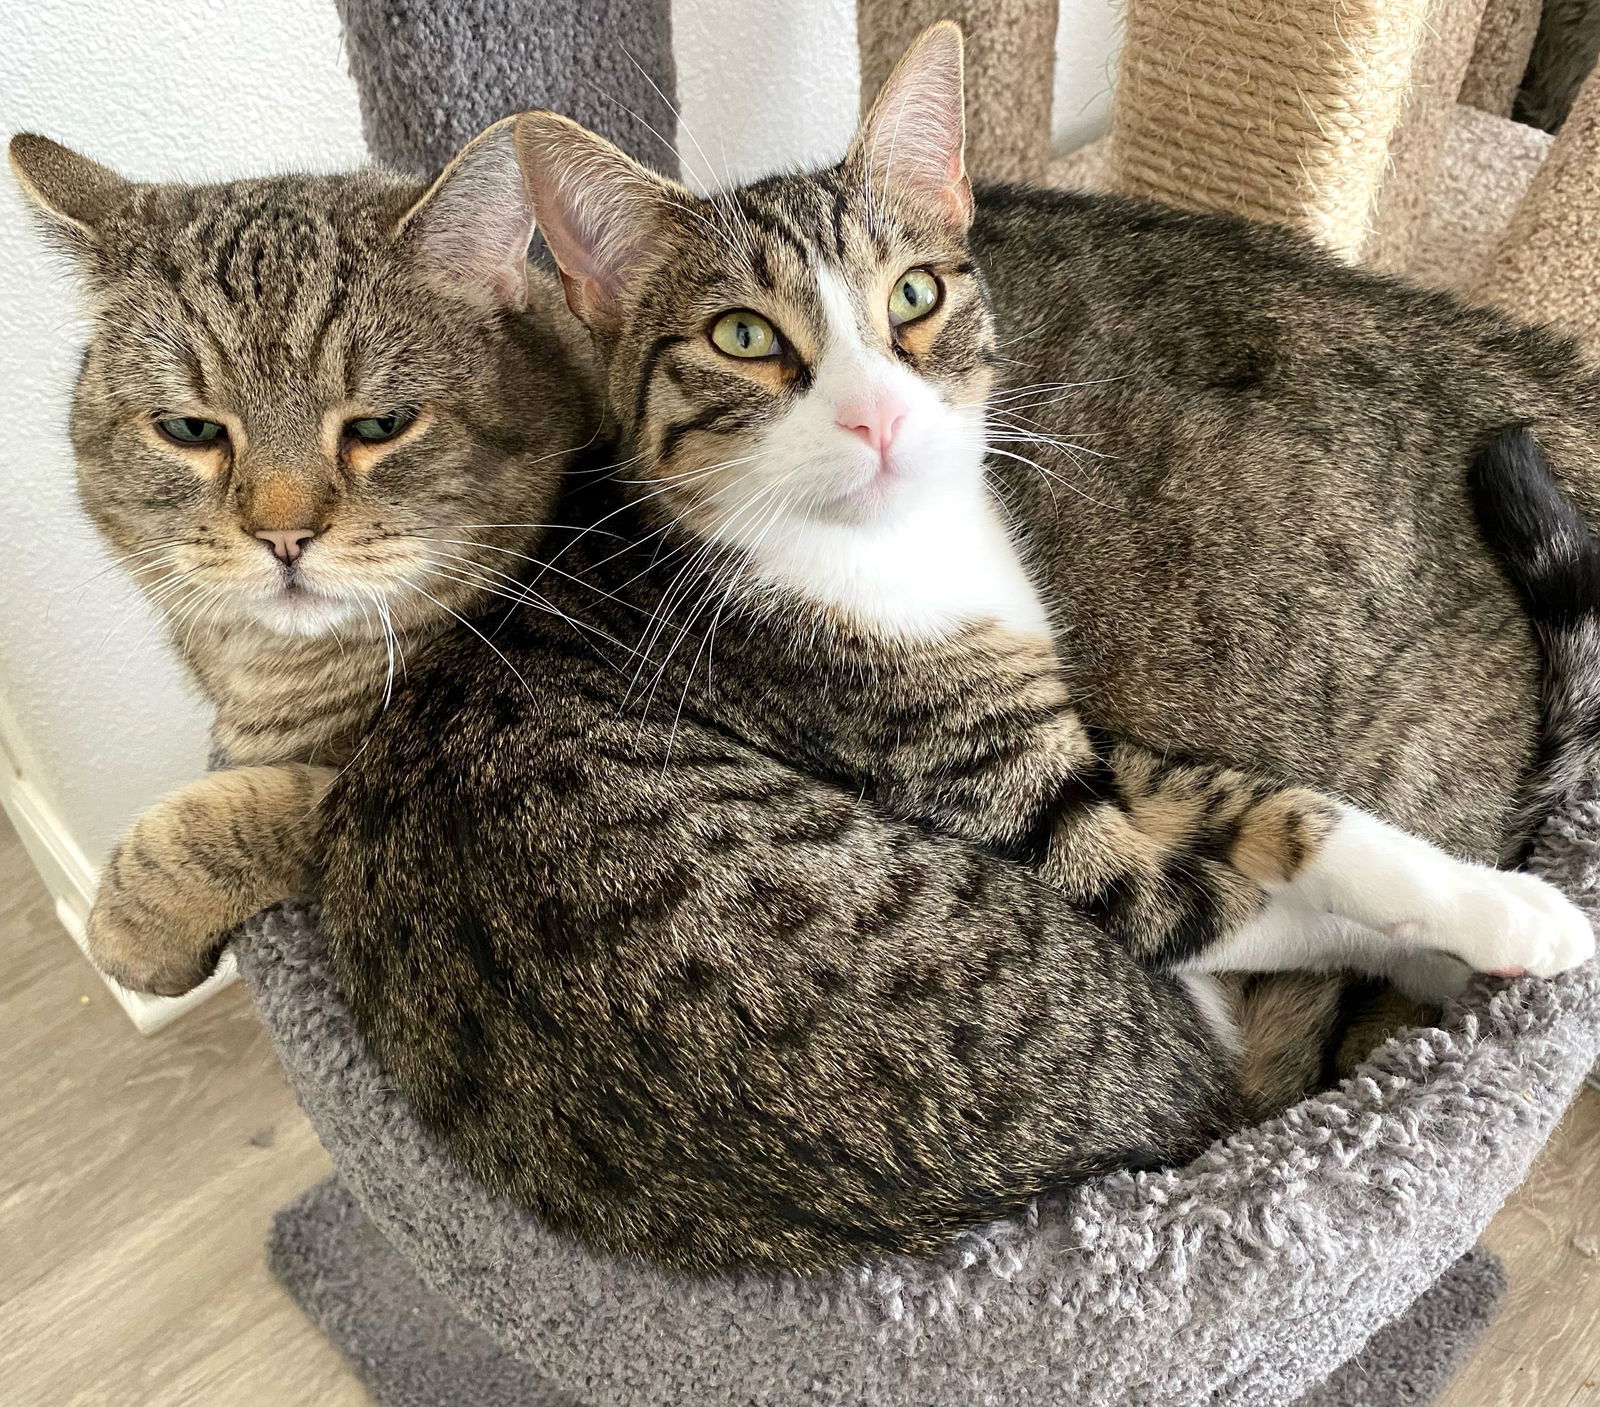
[1468, 425, 1600, 859]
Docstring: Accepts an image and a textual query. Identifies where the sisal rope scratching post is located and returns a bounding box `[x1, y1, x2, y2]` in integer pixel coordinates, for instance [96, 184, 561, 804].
[1459, 0, 1543, 116]
[1473, 60, 1600, 347]
[1104, 0, 1432, 259]
[856, 0, 1057, 185]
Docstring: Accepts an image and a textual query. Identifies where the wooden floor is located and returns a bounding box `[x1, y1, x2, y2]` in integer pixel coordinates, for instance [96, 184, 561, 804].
[0, 814, 367, 1407]
[1, 810, 1597, 1407]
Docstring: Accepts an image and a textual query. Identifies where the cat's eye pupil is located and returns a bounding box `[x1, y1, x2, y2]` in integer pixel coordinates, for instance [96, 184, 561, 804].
[157, 416, 225, 445]
[888, 268, 941, 328]
[710, 310, 780, 359]
[346, 409, 416, 443]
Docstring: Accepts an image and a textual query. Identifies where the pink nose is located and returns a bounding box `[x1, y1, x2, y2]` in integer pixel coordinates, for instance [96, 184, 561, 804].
[255, 528, 317, 564]
[837, 398, 907, 455]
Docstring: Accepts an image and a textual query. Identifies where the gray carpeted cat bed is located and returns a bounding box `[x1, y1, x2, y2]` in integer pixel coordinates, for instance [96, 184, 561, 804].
[239, 791, 1600, 1407]
[265, 1176, 1508, 1407]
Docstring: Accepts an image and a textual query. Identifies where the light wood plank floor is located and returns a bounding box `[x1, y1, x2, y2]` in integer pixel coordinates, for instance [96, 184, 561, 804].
[2, 810, 1597, 1406]
[0, 814, 367, 1407]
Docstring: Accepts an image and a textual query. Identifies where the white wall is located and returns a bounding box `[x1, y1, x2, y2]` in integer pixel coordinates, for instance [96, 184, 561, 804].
[673, 0, 1122, 185]
[0, 0, 1118, 984]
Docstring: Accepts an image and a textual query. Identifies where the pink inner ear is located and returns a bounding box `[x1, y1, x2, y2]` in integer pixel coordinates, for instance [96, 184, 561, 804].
[529, 157, 666, 330]
[406, 127, 535, 308]
[858, 35, 970, 226]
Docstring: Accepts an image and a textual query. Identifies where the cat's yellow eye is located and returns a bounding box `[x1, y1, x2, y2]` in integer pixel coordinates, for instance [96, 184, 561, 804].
[345, 409, 417, 444]
[710, 311, 781, 359]
[156, 416, 227, 446]
[888, 268, 940, 327]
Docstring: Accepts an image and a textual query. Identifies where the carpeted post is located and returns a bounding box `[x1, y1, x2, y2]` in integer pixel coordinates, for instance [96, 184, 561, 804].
[1365, 0, 1494, 272]
[856, 0, 1057, 185]
[1460, 0, 1543, 117]
[1104, 0, 1433, 259]
[335, 0, 678, 178]
[1474, 60, 1600, 347]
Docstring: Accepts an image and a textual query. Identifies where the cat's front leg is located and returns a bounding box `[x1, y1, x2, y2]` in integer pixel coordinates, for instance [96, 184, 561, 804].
[88, 764, 332, 996]
[1190, 805, 1595, 980]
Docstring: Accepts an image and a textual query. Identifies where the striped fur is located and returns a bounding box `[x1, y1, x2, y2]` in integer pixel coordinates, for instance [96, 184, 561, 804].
[320, 38, 1600, 1273]
[23, 27, 1600, 1272]
[516, 37, 1591, 989]
[9, 125, 597, 993]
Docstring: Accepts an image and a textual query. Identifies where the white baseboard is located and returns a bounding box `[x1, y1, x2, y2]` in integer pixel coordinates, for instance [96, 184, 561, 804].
[0, 700, 233, 1034]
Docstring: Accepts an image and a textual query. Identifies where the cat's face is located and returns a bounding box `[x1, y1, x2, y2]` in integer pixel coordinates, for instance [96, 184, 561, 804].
[518, 23, 994, 560]
[10, 122, 580, 640]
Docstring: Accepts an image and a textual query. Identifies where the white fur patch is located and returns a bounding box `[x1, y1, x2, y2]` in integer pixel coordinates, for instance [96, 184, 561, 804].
[1178, 972, 1242, 1054]
[1185, 803, 1597, 980]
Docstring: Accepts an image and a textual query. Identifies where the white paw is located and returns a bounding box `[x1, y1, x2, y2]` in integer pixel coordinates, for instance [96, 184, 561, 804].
[1432, 866, 1595, 979]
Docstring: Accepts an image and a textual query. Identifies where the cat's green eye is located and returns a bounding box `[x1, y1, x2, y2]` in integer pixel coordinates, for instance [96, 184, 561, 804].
[345, 409, 417, 444]
[888, 268, 940, 326]
[156, 416, 227, 446]
[710, 311, 781, 359]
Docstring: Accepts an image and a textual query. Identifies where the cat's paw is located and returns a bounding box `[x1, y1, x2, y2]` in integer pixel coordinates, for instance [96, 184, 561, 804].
[1299, 806, 1595, 981]
[1430, 866, 1595, 979]
[86, 897, 227, 998]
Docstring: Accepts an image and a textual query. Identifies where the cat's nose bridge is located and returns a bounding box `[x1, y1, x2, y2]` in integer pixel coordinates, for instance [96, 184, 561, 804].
[234, 465, 336, 557]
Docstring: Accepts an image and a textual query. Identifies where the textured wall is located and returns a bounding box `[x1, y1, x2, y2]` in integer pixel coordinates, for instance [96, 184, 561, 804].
[0, 0, 368, 863]
[672, 0, 863, 186]
[672, 0, 1119, 187]
[0, 0, 1118, 873]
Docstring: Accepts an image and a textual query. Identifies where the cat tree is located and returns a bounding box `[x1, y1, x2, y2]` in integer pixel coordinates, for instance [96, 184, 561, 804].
[247, 2, 1600, 1404]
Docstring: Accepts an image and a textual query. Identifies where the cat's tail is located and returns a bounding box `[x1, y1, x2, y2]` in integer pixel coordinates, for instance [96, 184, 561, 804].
[1468, 425, 1600, 860]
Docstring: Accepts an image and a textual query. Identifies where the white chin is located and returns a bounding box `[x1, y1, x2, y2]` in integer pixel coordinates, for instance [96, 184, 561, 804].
[826, 454, 952, 526]
[245, 588, 364, 637]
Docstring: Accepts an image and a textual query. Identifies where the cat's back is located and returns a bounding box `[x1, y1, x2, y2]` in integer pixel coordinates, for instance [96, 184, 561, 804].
[315, 592, 1239, 1272]
[973, 185, 1600, 857]
[973, 184, 1596, 406]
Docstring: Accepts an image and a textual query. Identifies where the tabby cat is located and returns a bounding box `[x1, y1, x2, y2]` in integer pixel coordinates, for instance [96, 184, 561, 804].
[7, 121, 597, 992]
[36, 18, 1600, 1010]
[304, 29, 1593, 1274]
[15, 29, 1598, 1267]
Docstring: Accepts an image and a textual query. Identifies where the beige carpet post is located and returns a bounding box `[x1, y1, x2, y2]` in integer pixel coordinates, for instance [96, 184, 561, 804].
[1105, 0, 1433, 259]
[1459, 0, 1543, 116]
[856, 0, 1058, 185]
[1365, 0, 1493, 272]
[1474, 59, 1600, 348]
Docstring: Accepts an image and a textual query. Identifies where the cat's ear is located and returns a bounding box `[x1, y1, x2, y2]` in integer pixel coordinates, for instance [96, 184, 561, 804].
[513, 111, 678, 331]
[850, 20, 973, 229]
[8, 134, 135, 265]
[395, 116, 537, 310]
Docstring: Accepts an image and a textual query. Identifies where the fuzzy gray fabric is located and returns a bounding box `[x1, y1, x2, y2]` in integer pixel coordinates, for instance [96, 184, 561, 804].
[266, 1175, 1505, 1407]
[237, 792, 1600, 1407]
[267, 1176, 580, 1407]
[335, 0, 678, 177]
[1292, 1246, 1507, 1407]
